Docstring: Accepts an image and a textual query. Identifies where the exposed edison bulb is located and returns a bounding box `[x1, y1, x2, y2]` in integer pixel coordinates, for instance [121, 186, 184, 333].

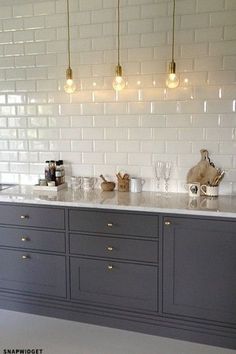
[166, 73, 179, 89]
[113, 64, 125, 91]
[64, 67, 76, 94]
[166, 61, 179, 89]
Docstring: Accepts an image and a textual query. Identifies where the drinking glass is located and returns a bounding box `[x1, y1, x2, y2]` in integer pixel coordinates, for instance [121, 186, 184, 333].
[163, 161, 172, 194]
[154, 161, 164, 194]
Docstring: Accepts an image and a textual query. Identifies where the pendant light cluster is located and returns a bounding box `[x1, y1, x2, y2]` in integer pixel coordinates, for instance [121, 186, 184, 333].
[64, 0, 179, 94]
[166, 0, 179, 89]
[64, 0, 76, 94]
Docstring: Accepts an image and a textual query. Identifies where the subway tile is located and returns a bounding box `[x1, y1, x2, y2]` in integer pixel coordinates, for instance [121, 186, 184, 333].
[116, 141, 140, 153]
[82, 128, 104, 140]
[9, 140, 28, 151]
[195, 27, 223, 42]
[181, 14, 209, 29]
[205, 128, 235, 141]
[71, 140, 93, 152]
[129, 127, 152, 140]
[116, 115, 140, 127]
[60, 128, 82, 140]
[178, 128, 204, 141]
[128, 153, 152, 166]
[94, 141, 116, 152]
[105, 152, 128, 165]
[82, 152, 104, 164]
[50, 140, 71, 152]
[166, 142, 192, 154]
[210, 11, 236, 26]
[94, 116, 116, 127]
[71, 116, 93, 128]
[105, 127, 129, 140]
[197, 0, 224, 12]
[13, 4, 33, 18]
[33, 1, 55, 15]
[141, 141, 165, 153]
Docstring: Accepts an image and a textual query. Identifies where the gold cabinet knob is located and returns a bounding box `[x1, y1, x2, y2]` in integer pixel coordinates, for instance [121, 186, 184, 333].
[21, 255, 30, 260]
[107, 223, 113, 227]
[165, 221, 171, 226]
[21, 237, 29, 242]
[107, 265, 113, 270]
[106, 246, 113, 252]
[20, 215, 28, 219]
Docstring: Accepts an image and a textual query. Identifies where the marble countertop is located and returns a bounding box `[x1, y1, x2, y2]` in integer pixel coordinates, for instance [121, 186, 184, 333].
[0, 185, 235, 218]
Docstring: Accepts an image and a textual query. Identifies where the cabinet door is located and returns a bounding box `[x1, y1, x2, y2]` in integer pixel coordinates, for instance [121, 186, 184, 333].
[70, 258, 158, 312]
[0, 249, 66, 298]
[163, 217, 236, 324]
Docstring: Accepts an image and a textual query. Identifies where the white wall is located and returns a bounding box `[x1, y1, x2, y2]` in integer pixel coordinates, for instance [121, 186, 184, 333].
[0, 0, 235, 193]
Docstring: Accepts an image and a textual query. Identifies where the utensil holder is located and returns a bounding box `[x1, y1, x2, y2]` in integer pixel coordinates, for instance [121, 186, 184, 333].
[118, 179, 129, 192]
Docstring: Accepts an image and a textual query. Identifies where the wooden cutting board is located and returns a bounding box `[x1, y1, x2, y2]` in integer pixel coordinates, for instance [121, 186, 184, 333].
[187, 149, 218, 185]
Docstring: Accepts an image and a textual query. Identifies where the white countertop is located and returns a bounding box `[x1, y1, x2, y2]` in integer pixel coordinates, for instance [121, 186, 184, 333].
[0, 185, 235, 219]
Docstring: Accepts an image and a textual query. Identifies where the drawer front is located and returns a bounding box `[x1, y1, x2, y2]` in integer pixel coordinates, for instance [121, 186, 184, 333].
[69, 209, 158, 238]
[70, 258, 158, 312]
[0, 204, 65, 230]
[0, 226, 65, 253]
[0, 249, 66, 298]
[70, 233, 158, 263]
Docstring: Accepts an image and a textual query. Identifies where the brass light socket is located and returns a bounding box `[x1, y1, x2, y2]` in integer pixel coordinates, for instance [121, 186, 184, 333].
[115, 64, 122, 76]
[66, 67, 73, 80]
[169, 60, 176, 74]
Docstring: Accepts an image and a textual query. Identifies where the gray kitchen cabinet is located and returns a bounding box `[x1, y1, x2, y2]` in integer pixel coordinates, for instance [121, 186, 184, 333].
[0, 202, 235, 349]
[163, 216, 236, 324]
[0, 203, 67, 299]
[0, 249, 66, 298]
[69, 209, 159, 312]
[70, 257, 158, 312]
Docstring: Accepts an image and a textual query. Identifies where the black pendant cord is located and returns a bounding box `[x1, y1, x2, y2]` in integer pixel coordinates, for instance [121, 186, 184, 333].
[171, 0, 176, 62]
[117, 0, 120, 66]
[66, 0, 71, 69]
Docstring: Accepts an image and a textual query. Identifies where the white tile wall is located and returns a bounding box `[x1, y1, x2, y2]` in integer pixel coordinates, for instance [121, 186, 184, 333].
[0, 0, 235, 194]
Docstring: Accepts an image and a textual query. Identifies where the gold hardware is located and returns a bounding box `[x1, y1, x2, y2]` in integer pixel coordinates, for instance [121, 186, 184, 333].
[20, 215, 28, 219]
[21, 237, 28, 242]
[165, 221, 171, 226]
[107, 265, 113, 270]
[106, 246, 113, 252]
[107, 223, 113, 227]
[21, 255, 30, 260]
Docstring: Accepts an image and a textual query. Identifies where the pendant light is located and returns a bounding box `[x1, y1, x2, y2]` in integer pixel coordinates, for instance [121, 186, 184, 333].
[166, 0, 179, 89]
[112, 0, 125, 91]
[64, 0, 76, 94]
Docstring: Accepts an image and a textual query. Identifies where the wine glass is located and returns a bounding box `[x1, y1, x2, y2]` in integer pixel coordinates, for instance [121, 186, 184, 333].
[163, 161, 172, 194]
[154, 161, 164, 194]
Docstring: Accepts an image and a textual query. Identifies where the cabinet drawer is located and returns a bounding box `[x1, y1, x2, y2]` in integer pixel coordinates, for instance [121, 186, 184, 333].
[0, 249, 66, 298]
[69, 209, 158, 238]
[70, 233, 158, 263]
[0, 204, 65, 229]
[70, 258, 158, 312]
[0, 226, 65, 253]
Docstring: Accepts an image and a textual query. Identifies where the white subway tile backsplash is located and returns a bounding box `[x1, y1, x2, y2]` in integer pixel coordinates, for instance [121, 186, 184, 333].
[0, 0, 235, 193]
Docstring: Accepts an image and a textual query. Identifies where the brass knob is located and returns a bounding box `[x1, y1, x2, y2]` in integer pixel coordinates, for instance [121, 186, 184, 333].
[20, 215, 28, 219]
[21, 237, 29, 242]
[107, 223, 113, 227]
[165, 221, 171, 226]
[107, 265, 113, 270]
[21, 255, 30, 260]
[106, 246, 113, 252]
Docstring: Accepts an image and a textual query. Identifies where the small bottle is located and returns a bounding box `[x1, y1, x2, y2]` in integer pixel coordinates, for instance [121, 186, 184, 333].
[59, 160, 65, 184]
[44, 161, 51, 183]
[49, 160, 56, 182]
[55, 161, 62, 186]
